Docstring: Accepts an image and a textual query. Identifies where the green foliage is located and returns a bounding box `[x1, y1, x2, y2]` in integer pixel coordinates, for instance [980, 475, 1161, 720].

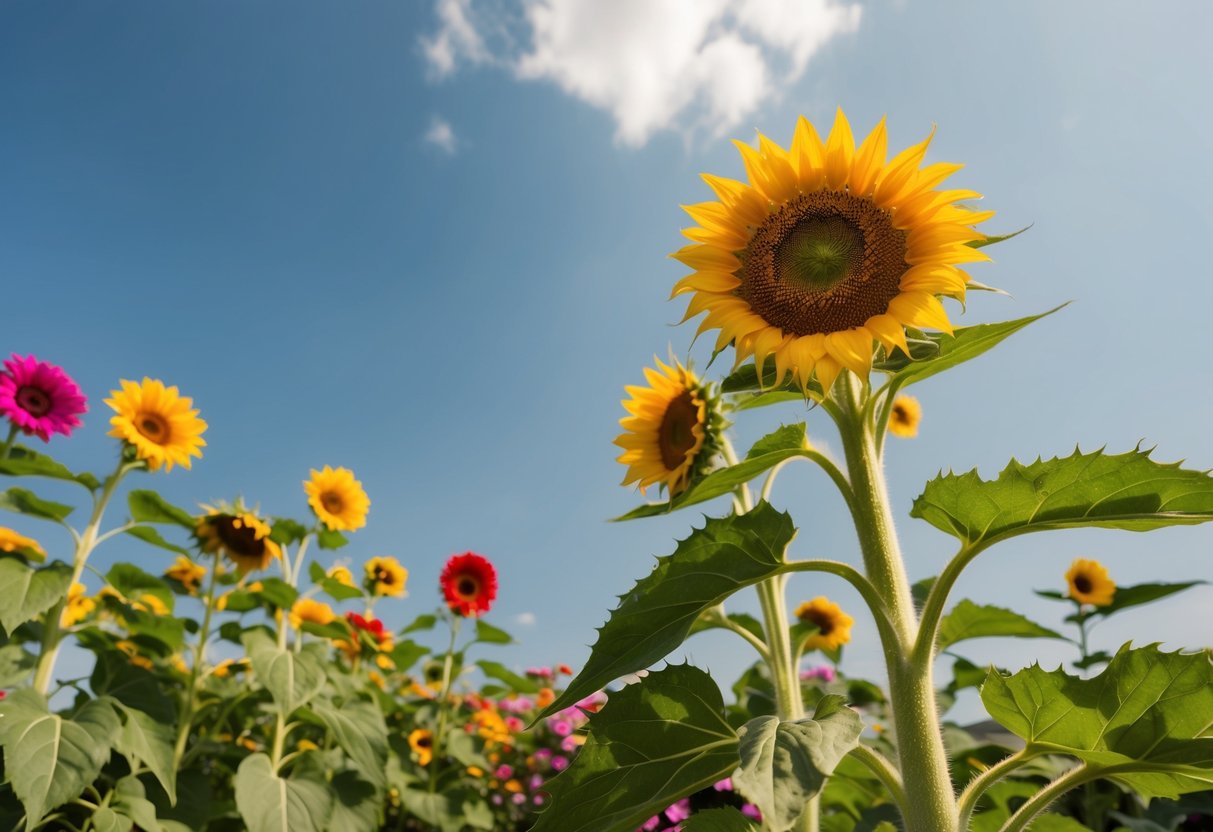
[540, 502, 795, 720]
[474, 619, 514, 644]
[681, 808, 761, 831]
[124, 524, 189, 555]
[243, 630, 327, 714]
[982, 644, 1213, 797]
[732, 695, 863, 831]
[0, 644, 36, 686]
[912, 447, 1213, 550]
[0, 445, 97, 489]
[309, 699, 389, 789]
[1039, 580, 1207, 620]
[533, 664, 739, 832]
[235, 753, 333, 832]
[317, 528, 349, 549]
[0, 557, 71, 634]
[477, 659, 540, 693]
[106, 562, 175, 613]
[308, 560, 363, 600]
[90, 648, 177, 722]
[127, 490, 195, 528]
[113, 702, 178, 804]
[936, 600, 1065, 650]
[0, 486, 74, 522]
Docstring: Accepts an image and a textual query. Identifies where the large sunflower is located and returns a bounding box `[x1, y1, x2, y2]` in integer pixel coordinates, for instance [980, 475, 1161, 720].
[196, 508, 281, 574]
[106, 378, 207, 471]
[614, 358, 721, 496]
[673, 110, 991, 394]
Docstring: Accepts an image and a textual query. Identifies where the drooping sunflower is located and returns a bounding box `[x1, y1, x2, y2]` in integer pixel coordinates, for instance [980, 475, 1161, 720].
[440, 552, 497, 617]
[614, 358, 723, 496]
[408, 728, 434, 766]
[794, 596, 855, 652]
[887, 394, 922, 438]
[106, 378, 207, 471]
[0, 526, 45, 561]
[196, 507, 281, 574]
[304, 466, 370, 532]
[1065, 558, 1116, 606]
[61, 582, 96, 627]
[164, 555, 207, 595]
[674, 110, 992, 395]
[365, 556, 408, 597]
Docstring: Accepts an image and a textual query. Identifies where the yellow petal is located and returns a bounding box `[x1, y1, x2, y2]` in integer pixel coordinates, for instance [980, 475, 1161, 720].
[864, 313, 910, 356]
[814, 356, 842, 395]
[874, 125, 935, 208]
[671, 243, 741, 272]
[888, 291, 954, 334]
[847, 117, 887, 197]
[670, 271, 741, 298]
[791, 115, 827, 191]
[825, 328, 874, 376]
[823, 108, 855, 190]
[899, 264, 966, 295]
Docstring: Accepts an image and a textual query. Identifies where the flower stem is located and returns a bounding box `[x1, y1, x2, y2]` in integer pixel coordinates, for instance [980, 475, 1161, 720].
[430, 614, 463, 791]
[957, 749, 1033, 828]
[1000, 764, 1094, 832]
[174, 550, 222, 768]
[1, 423, 18, 459]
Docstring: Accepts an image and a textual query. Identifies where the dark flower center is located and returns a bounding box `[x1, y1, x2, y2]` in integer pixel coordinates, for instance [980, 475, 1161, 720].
[321, 492, 345, 514]
[375, 567, 394, 585]
[805, 610, 834, 635]
[892, 404, 908, 422]
[738, 191, 908, 335]
[414, 734, 432, 749]
[136, 412, 170, 443]
[457, 576, 479, 598]
[1073, 575, 1092, 594]
[213, 516, 266, 559]
[658, 390, 699, 471]
[16, 386, 53, 417]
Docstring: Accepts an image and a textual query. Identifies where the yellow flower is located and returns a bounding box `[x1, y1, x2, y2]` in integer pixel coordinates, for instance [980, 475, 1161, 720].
[135, 593, 169, 616]
[615, 358, 720, 496]
[887, 394, 922, 438]
[172, 655, 189, 674]
[327, 564, 355, 587]
[1065, 558, 1116, 606]
[196, 509, 281, 574]
[365, 556, 408, 597]
[471, 707, 512, 746]
[408, 728, 434, 766]
[164, 556, 207, 594]
[674, 110, 992, 395]
[115, 639, 153, 670]
[296, 739, 320, 752]
[105, 378, 207, 471]
[368, 670, 386, 690]
[375, 653, 395, 670]
[212, 658, 249, 678]
[289, 598, 335, 629]
[794, 596, 854, 652]
[61, 582, 96, 627]
[304, 466, 370, 531]
[0, 526, 45, 561]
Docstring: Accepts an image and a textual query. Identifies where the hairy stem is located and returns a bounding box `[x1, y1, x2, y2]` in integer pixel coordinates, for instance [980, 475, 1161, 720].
[957, 749, 1034, 828]
[1000, 764, 1093, 832]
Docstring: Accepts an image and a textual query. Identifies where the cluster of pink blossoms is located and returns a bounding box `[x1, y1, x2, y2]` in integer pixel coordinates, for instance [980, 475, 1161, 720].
[0, 354, 88, 442]
[638, 779, 762, 831]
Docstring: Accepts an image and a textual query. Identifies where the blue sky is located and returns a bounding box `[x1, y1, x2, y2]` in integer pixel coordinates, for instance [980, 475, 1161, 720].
[3, 0, 1211, 723]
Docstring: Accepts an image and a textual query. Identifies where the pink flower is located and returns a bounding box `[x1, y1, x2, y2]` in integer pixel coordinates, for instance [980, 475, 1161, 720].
[713, 777, 733, 791]
[550, 755, 569, 771]
[505, 716, 524, 732]
[800, 665, 837, 683]
[495, 765, 513, 780]
[665, 799, 691, 823]
[550, 718, 574, 737]
[640, 816, 662, 831]
[0, 354, 87, 442]
[742, 804, 762, 821]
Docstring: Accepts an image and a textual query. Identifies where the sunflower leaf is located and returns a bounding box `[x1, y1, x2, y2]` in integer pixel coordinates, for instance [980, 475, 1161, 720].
[124, 525, 189, 555]
[911, 447, 1213, 551]
[0, 487, 74, 522]
[317, 529, 348, 550]
[243, 630, 327, 715]
[981, 643, 1213, 798]
[234, 753, 332, 832]
[936, 600, 1066, 650]
[0, 558, 72, 634]
[477, 659, 539, 694]
[0, 445, 97, 489]
[681, 809, 761, 832]
[1086, 581, 1206, 620]
[532, 664, 739, 832]
[540, 502, 795, 721]
[968, 224, 1031, 249]
[127, 491, 194, 529]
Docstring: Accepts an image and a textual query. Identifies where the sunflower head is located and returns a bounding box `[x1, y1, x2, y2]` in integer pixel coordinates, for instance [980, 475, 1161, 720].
[674, 110, 992, 396]
[1065, 558, 1116, 606]
[196, 502, 281, 575]
[408, 728, 434, 766]
[61, 582, 96, 627]
[440, 552, 498, 617]
[614, 357, 725, 497]
[327, 564, 356, 587]
[164, 555, 207, 595]
[0, 526, 45, 562]
[289, 597, 336, 629]
[304, 466, 370, 532]
[888, 394, 922, 438]
[365, 556, 408, 598]
[106, 378, 207, 471]
[794, 596, 855, 652]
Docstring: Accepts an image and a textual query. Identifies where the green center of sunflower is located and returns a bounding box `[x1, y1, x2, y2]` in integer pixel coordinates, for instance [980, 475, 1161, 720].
[738, 191, 908, 336]
[16, 386, 52, 417]
[658, 390, 700, 471]
[1073, 575, 1092, 594]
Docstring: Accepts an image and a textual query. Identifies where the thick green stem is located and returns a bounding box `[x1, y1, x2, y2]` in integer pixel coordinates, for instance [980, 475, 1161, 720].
[957, 749, 1033, 828]
[429, 615, 463, 791]
[174, 550, 222, 767]
[1000, 764, 1093, 832]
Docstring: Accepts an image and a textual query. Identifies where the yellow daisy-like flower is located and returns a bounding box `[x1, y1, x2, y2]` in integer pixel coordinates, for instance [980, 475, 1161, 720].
[795, 596, 855, 652]
[164, 556, 207, 595]
[327, 564, 355, 587]
[408, 728, 434, 766]
[196, 510, 281, 574]
[365, 556, 408, 597]
[1065, 558, 1116, 606]
[61, 582, 96, 627]
[888, 394, 922, 438]
[105, 378, 207, 471]
[674, 110, 992, 395]
[0, 526, 45, 561]
[289, 597, 335, 629]
[614, 358, 720, 496]
[305, 466, 370, 532]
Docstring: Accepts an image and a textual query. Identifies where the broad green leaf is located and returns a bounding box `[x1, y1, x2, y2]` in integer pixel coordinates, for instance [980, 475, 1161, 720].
[0, 487, 74, 522]
[124, 608, 186, 651]
[0, 644, 36, 687]
[125, 525, 188, 555]
[401, 613, 438, 634]
[234, 753, 332, 832]
[937, 600, 1065, 650]
[720, 362, 821, 398]
[912, 447, 1213, 550]
[90, 649, 177, 723]
[682, 808, 761, 831]
[0, 690, 120, 831]
[127, 491, 194, 528]
[474, 619, 513, 644]
[969, 779, 1040, 832]
[113, 703, 177, 805]
[388, 638, 429, 672]
[253, 576, 298, 609]
[272, 518, 309, 545]
[1088, 581, 1206, 619]
[540, 503, 795, 719]
[113, 776, 163, 832]
[91, 807, 134, 832]
[732, 696, 864, 832]
[317, 528, 348, 550]
[397, 789, 466, 832]
[244, 630, 327, 715]
[982, 644, 1213, 797]
[0, 445, 96, 488]
[732, 390, 807, 412]
[106, 563, 174, 612]
[476, 659, 540, 694]
[309, 700, 388, 788]
[0, 558, 71, 634]
[326, 769, 380, 832]
[616, 426, 812, 520]
[533, 664, 739, 832]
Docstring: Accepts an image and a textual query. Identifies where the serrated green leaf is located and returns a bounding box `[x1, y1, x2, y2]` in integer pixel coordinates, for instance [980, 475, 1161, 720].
[982, 644, 1213, 797]
[253, 576, 297, 609]
[0, 487, 74, 522]
[912, 447, 1213, 550]
[235, 753, 332, 832]
[310, 700, 388, 788]
[682, 808, 761, 831]
[474, 619, 513, 644]
[616, 428, 811, 520]
[244, 630, 327, 715]
[113, 703, 177, 805]
[937, 600, 1065, 650]
[326, 769, 380, 832]
[127, 491, 194, 528]
[533, 664, 739, 832]
[124, 525, 188, 555]
[540, 503, 795, 720]
[0, 445, 96, 488]
[0, 644, 36, 687]
[1088, 581, 1206, 619]
[0, 690, 120, 831]
[476, 659, 540, 694]
[733, 695, 864, 832]
[0, 558, 71, 633]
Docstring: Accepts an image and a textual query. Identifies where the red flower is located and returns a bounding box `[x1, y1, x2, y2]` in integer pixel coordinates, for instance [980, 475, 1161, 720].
[346, 611, 388, 643]
[440, 552, 497, 617]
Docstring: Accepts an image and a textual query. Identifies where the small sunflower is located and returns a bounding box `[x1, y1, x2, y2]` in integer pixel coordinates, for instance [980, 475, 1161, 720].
[440, 552, 498, 617]
[614, 358, 723, 496]
[304, 466, 370, 532]
[674, 110, 991, 395]
[1065, 558, 1116, 606]
[290, 597, 336, 629]
[196, 506, 281, 574]
[106, 378, 207, 471]
[327, 564, 356, 587]
[888, 394, 922, 438]
[365, 556, 408, 597]
[0, 526, 45, 561]
[60, 582, 96, 627]
[408, 728, 434, 766]
[164, 555, 207, 595]
[794, 596, 854, 652]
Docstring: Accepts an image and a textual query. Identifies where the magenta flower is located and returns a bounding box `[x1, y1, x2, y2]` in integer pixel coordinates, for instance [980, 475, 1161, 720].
[0, 354, 87, 442]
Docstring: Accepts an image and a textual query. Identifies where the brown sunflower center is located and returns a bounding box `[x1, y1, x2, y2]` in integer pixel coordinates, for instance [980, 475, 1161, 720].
[414, 734, 433, 749]
[1073, 575, 1092, 594]
[321, 492, 345, 515]
[213, 516, 267, 559]
[136, 412, 171, 444]
[892, 403, 908, 422]
[16, 386, 53, 417]
[658, 390, 699, 471]
[805, 611, 835, 635]
[738, 191, 908, 336]
[457, 576, 479, 598]
[375, 567, 394, 585]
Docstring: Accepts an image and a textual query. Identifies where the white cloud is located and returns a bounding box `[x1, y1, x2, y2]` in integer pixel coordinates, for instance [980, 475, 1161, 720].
[421, 0, 862, 147]
[425, 116, 458, 153]
[514, 611, 537, 627]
